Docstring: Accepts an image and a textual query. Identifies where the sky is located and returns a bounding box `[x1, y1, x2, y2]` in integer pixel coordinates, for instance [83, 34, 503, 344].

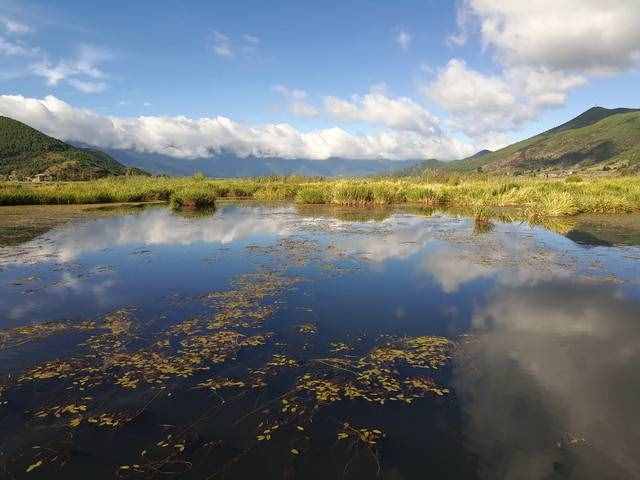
[0, 0, 639, 161]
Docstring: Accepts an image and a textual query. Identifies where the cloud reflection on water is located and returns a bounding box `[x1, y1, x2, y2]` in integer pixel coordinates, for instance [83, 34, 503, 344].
[454, 279, 640, 479]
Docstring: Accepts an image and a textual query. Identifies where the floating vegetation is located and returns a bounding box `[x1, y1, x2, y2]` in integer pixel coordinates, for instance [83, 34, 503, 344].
[0, 228, 457, 479]
[205, 271, 299, 329]
[289, 336, 452, 407]
[0, 320, 96, 350]
[267, 354, 299, 368]
[196, 377, 246, 392]
[20, 360, 76, 382]
[338, 424, 385, 445]
[329, 341, 352, 353]
[297, 323, 317, 335]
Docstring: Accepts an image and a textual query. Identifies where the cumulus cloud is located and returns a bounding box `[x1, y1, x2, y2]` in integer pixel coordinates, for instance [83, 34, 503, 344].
[30, 44, 112, 93]
[0, 94, 474, 160]
[434, 0, 639, 139]
[394, 29, 412, 50]
[460, 0, 640, 74]
[324, 85, 442, 136]
[427, 59, 585, 137]
[273, 85, 319, 117]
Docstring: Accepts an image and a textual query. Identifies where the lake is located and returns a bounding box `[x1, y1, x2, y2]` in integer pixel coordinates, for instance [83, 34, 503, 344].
[1, 202, 639, 479]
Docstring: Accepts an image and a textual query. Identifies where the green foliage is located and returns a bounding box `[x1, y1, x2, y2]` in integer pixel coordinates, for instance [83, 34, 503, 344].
[0, 116, 146, 180]
[0, 116, 67, 157]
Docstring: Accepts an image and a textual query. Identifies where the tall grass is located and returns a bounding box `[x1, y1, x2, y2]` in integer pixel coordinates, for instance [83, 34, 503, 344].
[169, 188, 217, 210]
[2, 175, 640, 217]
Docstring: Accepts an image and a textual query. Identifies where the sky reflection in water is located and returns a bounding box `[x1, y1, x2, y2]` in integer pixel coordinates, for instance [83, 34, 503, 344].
[0, 203, 639, 479]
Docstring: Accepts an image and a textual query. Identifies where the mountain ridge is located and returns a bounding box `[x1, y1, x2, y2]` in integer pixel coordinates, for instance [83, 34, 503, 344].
[446, 107, 640, 174]
[0, 116, 147, 180]
[97, 147, 424, 178]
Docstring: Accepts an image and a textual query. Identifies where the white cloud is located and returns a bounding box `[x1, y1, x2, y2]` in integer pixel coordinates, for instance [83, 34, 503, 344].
[427, 59, 585, 137]
[325, 85, 442, 136]
[435, 1, 639, 140]
[0, 35, 38, 56]
[0, 94, 474, 160]
[67, 79, 107, 94]
[394, 29, 412, 51]
[212, 30, 233, 58]
[429, 59, 514, 115]
[447, 4, 470, 46]
[0, 13, 111, 93]
[273, 85, 319, 117]
[31, 45, 111, 93]
[30, 44, 111, 93]
[1, 17, 32, 34]
[456, 0, 640, 74]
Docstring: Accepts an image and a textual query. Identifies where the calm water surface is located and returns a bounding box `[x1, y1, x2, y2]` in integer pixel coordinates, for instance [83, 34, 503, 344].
[1, 203, 639, 479]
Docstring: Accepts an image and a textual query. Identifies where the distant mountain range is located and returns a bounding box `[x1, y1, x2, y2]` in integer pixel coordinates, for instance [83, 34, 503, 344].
[2, 106, 639, 180]
[405, 107, 640, 175]
[95, 148, 424, 178]
[0, 116, 146, 180]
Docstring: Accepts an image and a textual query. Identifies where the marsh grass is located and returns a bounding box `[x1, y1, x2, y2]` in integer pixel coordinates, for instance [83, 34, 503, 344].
[169, 188, 217, 210]
[2, 175, 640, 217]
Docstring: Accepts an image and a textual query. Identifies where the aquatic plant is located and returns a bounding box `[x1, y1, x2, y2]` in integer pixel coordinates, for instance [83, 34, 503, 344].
[169, 187, 217, 209]
[0, 249, 454, 477]
[294, 185, 330, 204]
[2, 175, 640, 217]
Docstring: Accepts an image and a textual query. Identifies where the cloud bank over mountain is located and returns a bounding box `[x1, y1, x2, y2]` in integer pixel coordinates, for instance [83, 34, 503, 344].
[0, 94, 474, 161]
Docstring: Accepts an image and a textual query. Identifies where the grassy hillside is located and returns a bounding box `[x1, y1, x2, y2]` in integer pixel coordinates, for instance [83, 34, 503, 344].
[454, 107, 640, 174]
[0, 116, 147, 180]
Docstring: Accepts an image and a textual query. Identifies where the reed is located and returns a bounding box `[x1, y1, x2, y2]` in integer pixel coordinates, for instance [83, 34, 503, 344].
[2, 175, 640, 217]
[169, 187, 217, 210]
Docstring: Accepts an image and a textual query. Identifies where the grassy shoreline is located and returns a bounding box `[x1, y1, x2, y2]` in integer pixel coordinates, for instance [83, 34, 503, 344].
[1, 175, 639, 217]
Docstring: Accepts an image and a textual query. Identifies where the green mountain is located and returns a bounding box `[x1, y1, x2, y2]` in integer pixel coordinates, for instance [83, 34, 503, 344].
[453, 107, 640, 174]
[0, 116, 147, 180]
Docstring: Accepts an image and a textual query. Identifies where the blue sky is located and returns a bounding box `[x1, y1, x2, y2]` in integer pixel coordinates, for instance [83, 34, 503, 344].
[1, 0, 639, 161]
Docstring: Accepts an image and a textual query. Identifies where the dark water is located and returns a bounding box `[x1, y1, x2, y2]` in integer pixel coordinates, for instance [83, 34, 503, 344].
[1, 203, 639, 480]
